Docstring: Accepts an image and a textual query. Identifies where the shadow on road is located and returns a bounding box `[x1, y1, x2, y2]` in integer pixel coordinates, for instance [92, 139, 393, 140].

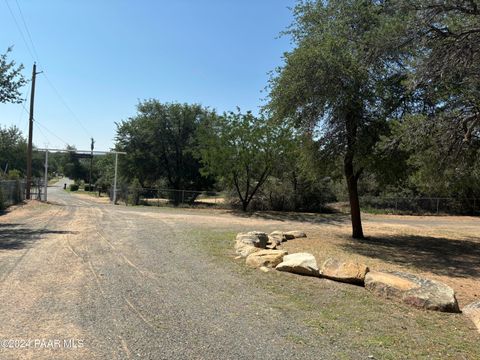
[0, 223, 77, 250]
[342, 234, 480, 278]
[229, 210, 348, 225]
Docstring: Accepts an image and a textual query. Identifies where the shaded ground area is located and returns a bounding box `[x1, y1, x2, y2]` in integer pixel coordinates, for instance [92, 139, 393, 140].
[0, 223, 76, 250]
[278, 215, 480, 306]
[342, 234, 480, 278]
[230, 209, 348, 225]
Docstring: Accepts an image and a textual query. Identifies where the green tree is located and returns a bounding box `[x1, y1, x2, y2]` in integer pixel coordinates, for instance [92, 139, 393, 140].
[116, 101, 215, 196]
[60, 146, 88, 181]
[197, 109, 292, 211]
[268, 0, 411, 238]
[0, 125, 27, 177]
[0, 47, 26, 104]
[93, 154, 115, 194]
[372, 1, 480, 203]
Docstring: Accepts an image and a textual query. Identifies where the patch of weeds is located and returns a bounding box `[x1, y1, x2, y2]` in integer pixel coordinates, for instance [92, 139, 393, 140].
[284, 334, 307, 345]
[193, 228, 480, 359]
[365, 334, 397, 348]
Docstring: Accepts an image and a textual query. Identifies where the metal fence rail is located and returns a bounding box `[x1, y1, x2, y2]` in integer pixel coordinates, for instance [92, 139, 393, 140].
[360, 196, 479, 215]
[0, 180, 25, 207]
[110, 186, 224, 206]
[105, 186, 478, 215]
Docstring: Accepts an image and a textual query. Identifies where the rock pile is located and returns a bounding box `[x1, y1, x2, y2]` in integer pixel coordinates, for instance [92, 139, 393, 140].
[461, 301, 480, 333]
[233, 230, 466, 316]
[365, 271, 460, 313]
[276, 253, 319, 276]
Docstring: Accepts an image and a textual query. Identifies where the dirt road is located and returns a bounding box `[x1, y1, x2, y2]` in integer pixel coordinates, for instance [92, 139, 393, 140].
[0, 182, 347, 360]
[0, 182, 479, 359]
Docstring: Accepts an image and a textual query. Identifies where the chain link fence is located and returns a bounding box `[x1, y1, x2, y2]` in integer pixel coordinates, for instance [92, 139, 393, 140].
[29, 178, 46, 201]
[0, 180, 25, 208]
[110, 186, 225, 207]
[360, 196, 479, 215]
[106, 185, 479, 215]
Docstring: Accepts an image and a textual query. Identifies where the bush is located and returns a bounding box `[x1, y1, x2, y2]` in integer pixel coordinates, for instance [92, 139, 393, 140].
[225, 175, 337, 212]
[84, 184, 95, 192]
[7, 169, 21, 180]
[128, 178, 142, 205]
[69, 184, 79, 191]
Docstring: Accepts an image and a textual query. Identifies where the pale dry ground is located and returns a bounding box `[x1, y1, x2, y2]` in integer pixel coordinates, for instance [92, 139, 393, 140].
[282, 215, 480, 307]
[0, 184, 479, 359]
[106, 206, 480, 306]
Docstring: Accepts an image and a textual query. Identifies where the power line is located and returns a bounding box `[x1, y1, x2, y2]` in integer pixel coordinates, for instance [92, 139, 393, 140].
[34, 120, 70, 147]
[19, 102, 69, 147]
[34, 121, 50, 145]
[16, 88, 29, 133]
[6, 0, 93, 139]
[13, 0, 40, 61]
[3, 0, 36, 61]
[41, 72, 93, 138]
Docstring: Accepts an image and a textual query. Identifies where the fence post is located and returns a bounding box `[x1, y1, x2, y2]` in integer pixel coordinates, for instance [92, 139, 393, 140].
[43, 149, 48, 202]
[182, 190, 185, 204]
[436, 198, 440, 215]
[112, 152, 118, 205]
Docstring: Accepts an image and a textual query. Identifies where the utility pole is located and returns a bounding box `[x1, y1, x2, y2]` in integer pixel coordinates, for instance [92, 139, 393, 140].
[89, 138, 95, 192]
[26, 63, 42, 199]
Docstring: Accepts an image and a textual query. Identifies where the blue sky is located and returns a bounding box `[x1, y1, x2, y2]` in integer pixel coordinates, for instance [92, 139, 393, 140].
[0, 0, 295, 151]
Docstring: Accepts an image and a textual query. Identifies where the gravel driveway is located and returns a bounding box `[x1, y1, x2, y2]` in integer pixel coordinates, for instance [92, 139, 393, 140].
[0, 181, 345, 360]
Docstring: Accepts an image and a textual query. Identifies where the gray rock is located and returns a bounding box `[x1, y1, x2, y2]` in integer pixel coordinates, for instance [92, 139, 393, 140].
[268, 234, 284, 247]
[270, 231, 289, 242]
[236, 231, 268, 248]
[246, 249, 288, 268]
[463, 301, 480, 333]
[235, 231, 269, 257]
[276, 253, 319, 276]
[234, 242, 260, 258]
[284, 230, 307, 239]
[365, 271, 460, 313]
[320, 258, 369, 285]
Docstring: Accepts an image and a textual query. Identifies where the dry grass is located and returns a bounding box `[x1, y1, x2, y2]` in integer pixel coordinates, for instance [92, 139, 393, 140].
[279, 215, 480, 307]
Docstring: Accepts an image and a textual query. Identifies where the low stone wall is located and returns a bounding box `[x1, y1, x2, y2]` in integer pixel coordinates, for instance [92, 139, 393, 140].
[234, 230, 480, 332]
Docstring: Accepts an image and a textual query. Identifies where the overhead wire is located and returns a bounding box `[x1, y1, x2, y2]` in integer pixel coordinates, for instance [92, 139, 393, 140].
[19, 102, 69, 147]
[3, 0, 36, 61]
[4, 0, 94, 143]
[33, 121, 50, 146]
[13, 0, 40, 61]
[16, 88, 29, 133]
[41, 72, 93, 138]
[34, 120, 70, 147]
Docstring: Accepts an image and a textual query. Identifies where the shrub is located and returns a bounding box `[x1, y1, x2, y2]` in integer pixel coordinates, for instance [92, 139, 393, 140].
[128, 178, 142, 205]
[69, 184, 79, 191]
[7, 169, 21, 180]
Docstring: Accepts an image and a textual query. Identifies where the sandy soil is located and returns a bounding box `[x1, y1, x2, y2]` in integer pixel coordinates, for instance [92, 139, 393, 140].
[111, 206, 480, 306]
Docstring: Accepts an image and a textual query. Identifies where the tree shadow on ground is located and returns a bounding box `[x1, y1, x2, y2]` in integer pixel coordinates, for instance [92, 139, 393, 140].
[341, 234, 480, 278]
[229, 210, 349, 225]
[0, 223, 77, 250]
[0, 202, 26, 217]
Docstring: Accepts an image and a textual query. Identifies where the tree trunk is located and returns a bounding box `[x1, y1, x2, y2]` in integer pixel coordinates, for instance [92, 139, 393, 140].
[344, 110, 364, 239]
[344, 152, 364, 239]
